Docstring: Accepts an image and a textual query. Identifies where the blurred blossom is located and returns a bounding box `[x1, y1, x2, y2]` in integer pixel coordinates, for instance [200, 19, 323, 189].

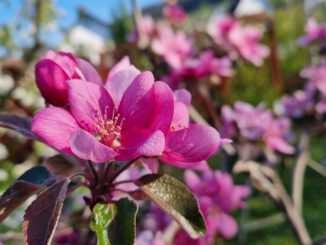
[174, 170, 250, 244]
[209, 15, 269, 66]
[164, 51, 233, 88]
[0, 72, 14, 95]
[163, 5, 188, 24]
[135, 231, 165, 245]
[298, 18, 326, 46]
[301, 64, 326, 96]
[128, 15, 156, 43]
[277, 88, 315, 118]
[152, 23, 192, 69]
[220, 101, 294, 155]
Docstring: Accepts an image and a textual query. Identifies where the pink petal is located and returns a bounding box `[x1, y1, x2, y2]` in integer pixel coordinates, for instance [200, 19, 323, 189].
[172, 102, 189, 128]
[184, 170, 202, 191]
[76, 58, 102, 84]
[173, 89, 192, 106]
[141, 158, 160, 173]
[69, 130, 117, 163]
[161, 124, 221, 165]
[120, 130, 165, 160]
[106, 56, 139, 81]
[43, 50, 77, 77]
[118, 71, 155, 119]
[215, 213, 238, 239]
[32, 107, 80, 153]
[105, 69, 140, 106]
[68, 79, 115, 132]
[35, 59, 70, 106]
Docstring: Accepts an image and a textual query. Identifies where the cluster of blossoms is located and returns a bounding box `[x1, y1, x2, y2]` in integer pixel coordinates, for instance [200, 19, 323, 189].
[208, 15, 270, 66]
[128, 9, 269, 92]
[220, 101, 294, 160]
[32, 51, 224, 171]
[298, 18, 326, 47]
[135, 170, 250, 245]
[278, 19, 326, 126]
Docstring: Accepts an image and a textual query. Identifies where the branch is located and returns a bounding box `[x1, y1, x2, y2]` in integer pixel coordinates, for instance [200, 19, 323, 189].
[234, 161, 312, 245]
[292, 132, 310, 214]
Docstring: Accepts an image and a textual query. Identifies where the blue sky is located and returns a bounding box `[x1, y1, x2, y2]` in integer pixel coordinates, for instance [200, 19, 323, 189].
[0, 0, 162, 48]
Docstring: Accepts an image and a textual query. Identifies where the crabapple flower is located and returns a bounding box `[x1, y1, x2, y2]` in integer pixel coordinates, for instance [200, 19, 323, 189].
[209, 15, 269, 66]
[163, 5, 188, 24]
[160, 89, 229, 169]
[164, 51, 233, 88]
[277, 88, 315, 118]
[298, 18, 326, 46]
[33, 54, 224, 166]
[220, 101, 294, 155]
[128, 15, 156, 43]
[152, 23, 192, 69]
[174, 170, 250, 244]
[32, 69, 174, 163]
[263, 118, 295, 154]
[35, 50, 102, 106]
[301, 64, 326, 96]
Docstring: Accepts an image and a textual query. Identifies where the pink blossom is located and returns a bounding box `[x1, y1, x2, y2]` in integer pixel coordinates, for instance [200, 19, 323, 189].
[128, 15, 156, 43]
[278, 88, 315, 118]
[209, 16, 269, 66]
[164, 51, 233, 88]
[32, 69, 174, 163]
[160, 89, 226, 169]
[174, 170, 250, 244]
[221, 101, 294, 155]
[33, 54, 223, 166]
[301, 64, 326, 96]
[298, 18, 326, 46]
[135, 231, 165, 245]
[152, 23, 192, 69]
[163, 5, 188, 24]
[35, 50, 102, 106]
[263, 118, 295, 154]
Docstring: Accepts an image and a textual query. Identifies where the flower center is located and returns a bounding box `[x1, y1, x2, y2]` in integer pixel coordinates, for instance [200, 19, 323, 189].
[94, 106, 125, 149]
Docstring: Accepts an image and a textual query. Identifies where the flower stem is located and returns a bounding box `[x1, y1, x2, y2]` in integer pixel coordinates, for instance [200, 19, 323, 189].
[108, 157, 140, 183]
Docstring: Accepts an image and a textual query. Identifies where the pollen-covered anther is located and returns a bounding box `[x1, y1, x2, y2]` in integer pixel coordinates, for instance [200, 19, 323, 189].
[93, 107, 125, 149]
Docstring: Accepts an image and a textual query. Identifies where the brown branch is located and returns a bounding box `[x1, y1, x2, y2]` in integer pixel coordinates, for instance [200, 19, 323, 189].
[234, 161, 312, 245]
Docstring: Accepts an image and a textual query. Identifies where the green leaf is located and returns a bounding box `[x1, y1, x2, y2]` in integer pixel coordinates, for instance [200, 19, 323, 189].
[91, 203, 115, 245]
[23, 178, 70, 245]
[108, 198, 138, 245]
[0, 166, 52, 223]
[136, 174, 206, 239]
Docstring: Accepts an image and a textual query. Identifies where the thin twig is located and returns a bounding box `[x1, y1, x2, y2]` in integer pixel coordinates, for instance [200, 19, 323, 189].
[308, 159, 326, 178]
[292, 132, 310, 214]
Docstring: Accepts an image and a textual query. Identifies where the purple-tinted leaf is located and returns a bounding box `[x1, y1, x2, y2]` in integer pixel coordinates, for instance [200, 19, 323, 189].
[0, 114, 36, 138]
[44, 155, 76, 176]
[0, 166, 53, 223]
[136, 174, 206, 239]
[23, 178, 70, 245]
[0, 181, 45, 224]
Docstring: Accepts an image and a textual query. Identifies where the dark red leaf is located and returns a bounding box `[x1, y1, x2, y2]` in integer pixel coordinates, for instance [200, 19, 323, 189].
[0, 166, 53, 224]
[23, 178, 70, 245]
[0, 181, 45, 223]
[0, 114, 36, 138]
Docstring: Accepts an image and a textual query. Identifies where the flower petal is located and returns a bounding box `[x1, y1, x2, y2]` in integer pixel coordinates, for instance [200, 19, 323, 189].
[140, 158, 160, 173]
[35, 59, 70, 106]
[32, 107, 80, 153]
[76, 58, 102, 85]
[161, 124, 221, 165]
[69, 130, 117, 163]
[105, 69, 140, 106]
[68, 79, 115, 132]
[173, 88, 192, 106]
[172, 101, 189, 128]
[106, 56, 140, 81]
[119, 130, 165, 160]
